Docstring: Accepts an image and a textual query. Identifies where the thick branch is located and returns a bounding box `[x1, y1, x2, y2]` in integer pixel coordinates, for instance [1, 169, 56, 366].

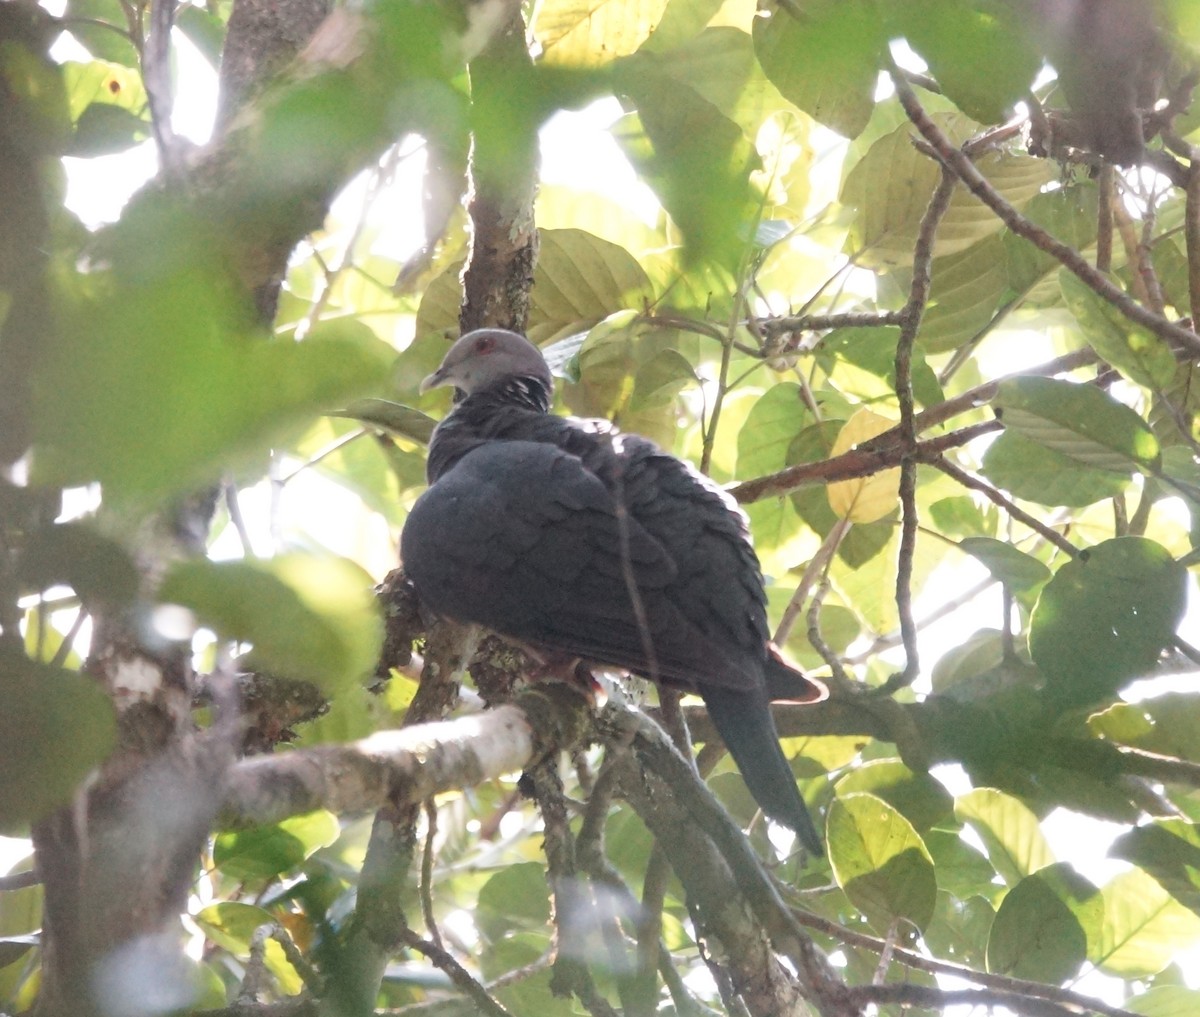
[219, 683, 591, 828]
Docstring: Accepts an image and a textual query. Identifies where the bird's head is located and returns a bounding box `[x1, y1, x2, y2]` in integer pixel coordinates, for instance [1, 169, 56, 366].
[420, 329, 554, 403]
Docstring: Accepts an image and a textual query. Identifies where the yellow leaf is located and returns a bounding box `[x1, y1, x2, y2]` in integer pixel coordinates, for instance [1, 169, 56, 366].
[826, 409, 900, 523]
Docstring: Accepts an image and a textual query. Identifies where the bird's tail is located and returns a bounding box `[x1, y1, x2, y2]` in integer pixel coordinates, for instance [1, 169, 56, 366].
[699, 683, 824, 856]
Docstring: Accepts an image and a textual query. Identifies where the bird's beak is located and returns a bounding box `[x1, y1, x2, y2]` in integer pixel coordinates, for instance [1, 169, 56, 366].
[419, 366, 449, 394]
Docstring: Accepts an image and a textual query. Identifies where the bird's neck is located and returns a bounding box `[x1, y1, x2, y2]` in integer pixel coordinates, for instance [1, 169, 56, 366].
[427, 375, 552, 481]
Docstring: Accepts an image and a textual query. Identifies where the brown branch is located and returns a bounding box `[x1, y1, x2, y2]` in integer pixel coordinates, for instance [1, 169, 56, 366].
[1096, 166, 1114, 273]
[218, 683, 592, 828]
[790, 908, 1145, 1017]
[889, 69, 1200, 358]
[397, 927, 515, 1017]
[848, 983, 1109, 1017]
[891, 165, 956, 688]
[927, 455, 1080, 558]
[1186, 146, 1200, 327]
[762, 310, 905, 340]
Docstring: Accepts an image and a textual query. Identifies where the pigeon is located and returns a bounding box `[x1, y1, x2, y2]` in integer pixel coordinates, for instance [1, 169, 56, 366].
[401, 328, 827, 854]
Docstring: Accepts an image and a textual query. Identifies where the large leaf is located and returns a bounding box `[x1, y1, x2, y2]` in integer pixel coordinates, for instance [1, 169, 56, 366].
[1060, 271, 1176, 389]
[891, 0, 1040, 123]
[213, 811, 341, 882]
[159, 554, 383, 697]
[834, 759, 953, 833]
[536, 0, 672, 65]
[980, 431, 1133, 507]
[985, 862, 1100, 983]
[908, 234, 1009, 353]
[1111, 821, 1200, 918]
[33, 220, 393, 502]
[842, 112, 1053, 267]
[0, 653, 117, 830]
[958, 536, 1051, 593]
[752, 0, 882, 138]
[1029, 537, 1186, 704]
[955, 787, 1054, 886]
[827, 792, 937, 932]
[826, 409, 901, 523]
[1092, 869, 1200, 977]
[993, 377, 1160, 473]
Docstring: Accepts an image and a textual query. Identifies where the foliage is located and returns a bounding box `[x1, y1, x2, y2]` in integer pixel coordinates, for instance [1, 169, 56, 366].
[5, 0, 1200, 1014]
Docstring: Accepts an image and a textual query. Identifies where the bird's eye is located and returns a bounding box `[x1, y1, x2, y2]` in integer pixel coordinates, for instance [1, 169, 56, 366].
[475, 335, 496, 354]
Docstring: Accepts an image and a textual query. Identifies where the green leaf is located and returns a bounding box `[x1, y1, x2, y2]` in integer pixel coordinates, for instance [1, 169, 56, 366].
[334, 399, 436, 445]
[842, 112, 1053, 267]
[0, 653, 117, 830]
[891, 0, 1040, 123]
[752, 0, 882, 138]
[923, 891, 994, 968]
[64, 0, 140, 65]
[958, 536, 1051, 592]
[1060, 271, 1176, 389]
[925, 829, 999, 901]
[835, 759, 953, 832]
[911, 235, 1009, 353]
[994, 377, 1160, 473]
[476, 863, 552, 943]
[614, 69, 757, 265]
[536, 0, 671, 65]
[828, 792, 937, 932]
[194, 902, 303, 994]
[1127, 986, 1200, 1017]
[1111, 821, 1200, 918]
[214, 811, 341, 881]
[817, 327, 943, 408]
[1093, 869, 1200, 977]
[1088, 692, 1200, 760]
[955, 787, 1054, 886]
[1004, 183, 1099, 301]
[1029, 537, 1186, 704]
[986, 863, 1099, 982]
[175, 5, 226, 67]
[980, 431, 1132, 507]
[736, 383, 809, 477]
[61, 60, 147, 120]
[159, 554, 383, 696]
[15, 522, 139, 608]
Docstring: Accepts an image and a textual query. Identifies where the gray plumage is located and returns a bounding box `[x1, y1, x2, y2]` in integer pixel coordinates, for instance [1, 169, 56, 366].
[401, 328, 826, 854]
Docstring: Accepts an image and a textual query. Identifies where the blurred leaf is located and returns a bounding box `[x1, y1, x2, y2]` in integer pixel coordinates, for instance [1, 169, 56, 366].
[15, 522, 138, 608]
[0, 652, 116, 830]
[925, 829, 998, 901]
[891, 0, 1040, 123]
[214, 811, 341, 882]
[955, 787, 1054, 886]
[929, 495, 997, 538]
[1111, 821, 1200, 917]
[68, 102, 150, 157]
[1088, 693, 1200, 761]
[63, 0, 139, 65]
[335, 400, 436, 445]
[175, 5, 226, 67]
[61, 60, 147, 119]
[1029, 537, 1186, 704]
[826, 409, 901, 523]
[736, 383, 809, 477]
[828, 792, 937, 932]
[1093, 869, 1200, 977]
[1004, 183, 1099, 301]
[613, 71, 757, 265]
[753, 0, 882, 138]
[1127, 986, 1200, 1016]
[986, 863, 1099, 982]
[536, 0, 671, 65]
[1060, 272, 1176, 389]
[33, 219, 394, 501]
[477, 863, 552, 942]
[980, 431, 1133, 507]
[160, 554, 383, 697]
[923, 891, 994, 968]
[194, 902, 302, 994]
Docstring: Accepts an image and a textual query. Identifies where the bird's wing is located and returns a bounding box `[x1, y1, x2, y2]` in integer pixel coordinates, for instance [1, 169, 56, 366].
[401, 439, 756, 690]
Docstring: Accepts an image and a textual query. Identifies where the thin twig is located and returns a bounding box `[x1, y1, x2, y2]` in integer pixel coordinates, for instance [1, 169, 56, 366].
[928, 455, 1079, 558]
[891, 163, 956, 687]
[890, 68, 1200, 357]
[396, 927, 515, 1017]
[1096, 166, 1114, 273]
[420, 800, 442, 949]
[774, 519, 849, 646]
[763, 309, 905, 340]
